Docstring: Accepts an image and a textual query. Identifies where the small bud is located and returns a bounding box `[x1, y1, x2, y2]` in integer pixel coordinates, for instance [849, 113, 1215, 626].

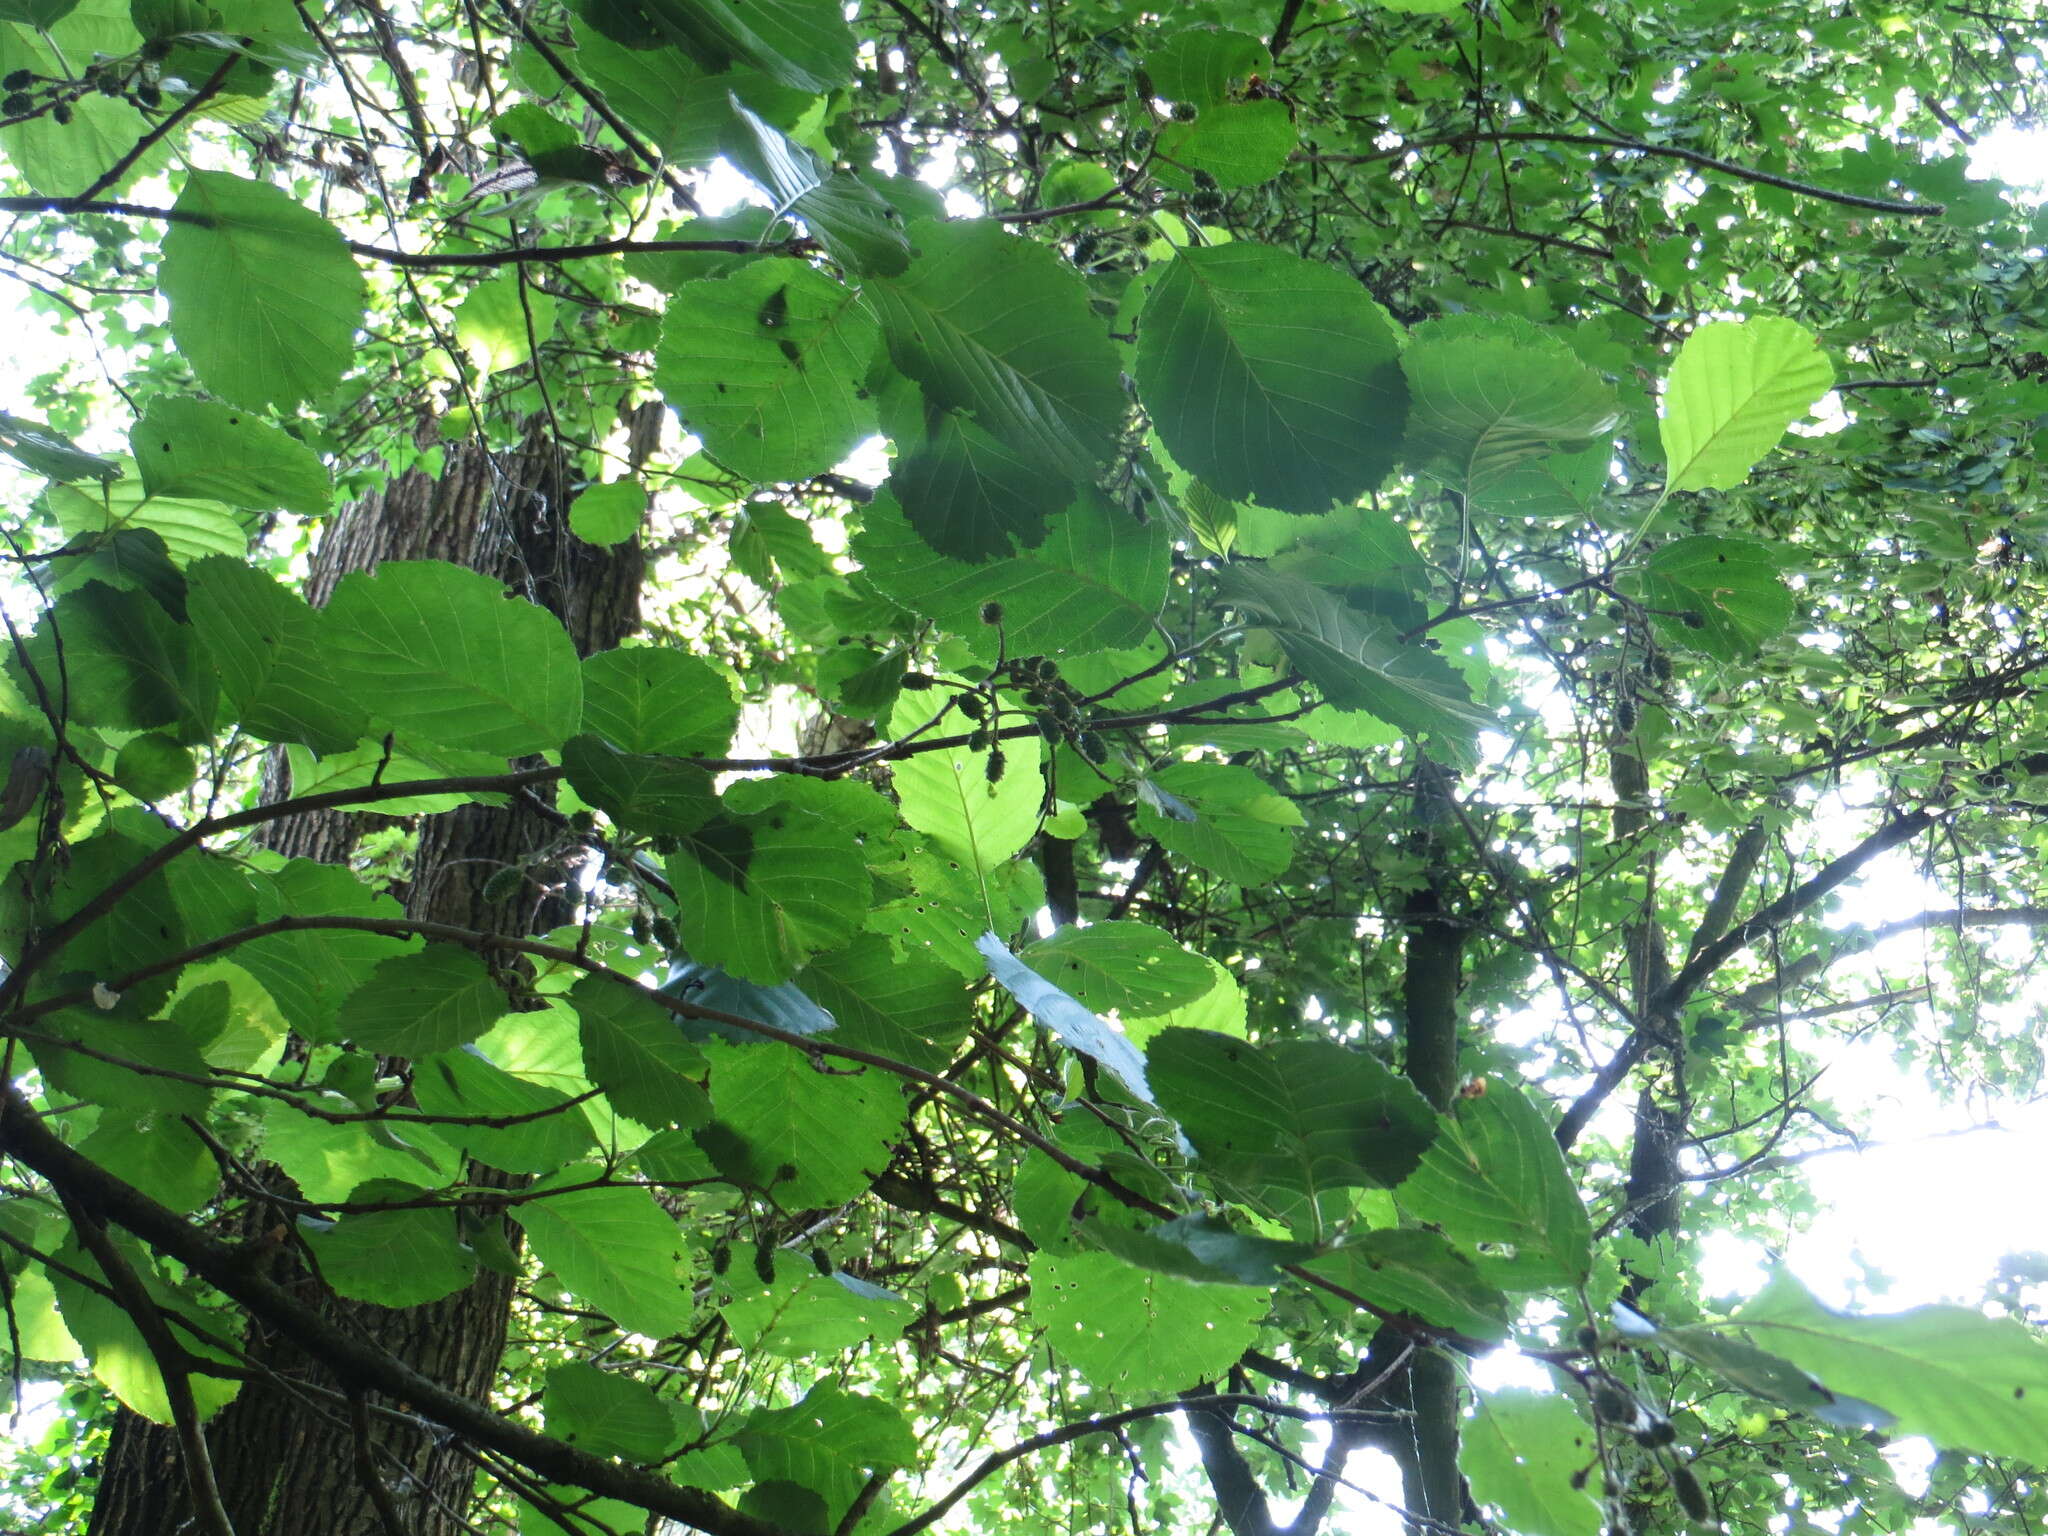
[1589, 1382, 1635, 1425]
[774, 1162, 798, 1184]
[1077, 731, 1108, 764]
[968, 727, 994, 752]
[752, 1244, 777, 1286]
[1, 92, 29, 115]
[979, 600, 1004, 625]
[481, 866, 525, 904]
[1633, 1416, 1677, 1448]
[134, 81, 161, 108]
[901, 670, 936, 690]
[1616, 699, 1637, 732]
[2, 69, 32, 90]
[711, 1243, 733, 1275]
[1169, 100, 1197, 121]
[957, 692, 985, 719]
[51, 100, 71, 124]
[1575, 1324, 1599, 1353]
[630, 910, 653, 944]
[985, 748, 1006, 784]
[810, 1246, 833, 1276]
[1682, 610, 1706, 630]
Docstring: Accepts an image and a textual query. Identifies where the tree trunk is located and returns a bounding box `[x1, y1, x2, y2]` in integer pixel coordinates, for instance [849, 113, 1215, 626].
[88, 409, 657, 1536]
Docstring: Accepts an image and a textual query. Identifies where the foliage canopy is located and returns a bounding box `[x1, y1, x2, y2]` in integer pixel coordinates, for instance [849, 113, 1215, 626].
[2, 0, 2048, 1533]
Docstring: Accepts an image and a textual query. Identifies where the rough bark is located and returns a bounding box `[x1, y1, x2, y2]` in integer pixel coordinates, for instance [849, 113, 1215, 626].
[88, 409, 657, 1536]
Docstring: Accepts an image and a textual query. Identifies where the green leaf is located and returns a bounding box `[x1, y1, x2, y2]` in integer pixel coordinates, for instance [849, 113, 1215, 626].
[336, 944, 503, 1057]
[580, 647, 738, 756]
[1628, 535, 1794, 662]
[1083, 1213, 1313, 1286]
[797, 935, 971, 1073]
[640, 0, 854, 92]
[186, 556, 366, 752]
[302, 1196, 478, 1308]
[570, 480, 647, 546]
[45, 464, 250, 567]
[571, 973, 712, 1131]
[569, 26, 807, 171]
[738, 1383, 915, 1524]
[889, 694, 1044, 889]
[514, 1183, 693, 1338]
[852, 491, 1167, 651]
[131, 397, 331, 514]
[323, 560, 582, 756]
[1396, 1078, 1592, 1287]
[234, 860, 412, 1043]
[28, 1011, 214, 1116]
[160, 171, 367, 411]
[112, 732, 195, 800]
[1028, 1249, 1264, 1396]
[1643, 1316, 1894, 1429]
[79, 1114, 220, 1212]
[0, 0, 160, 196]
[453, 274, 555, 374]
[1400, 315, 1621, 502]
[0, 410, 119, 482]
[869, 219, 1125, 483]
[1660, 316, 1834, 493]
[1132, 761, 1302, 886]
[11, 580, 217, 738]
[718, 1245, 917, 1357]
[261, 1095, 458, 1204]
[562, 733, 718, 836]
[723, 99, 910, 276]
[1303, 1228, 1514, 1340]
[1150, 1029, 1439, 1228]
[1144, 27, 1268, 106]
[1021, 921, 1216, 1018]
[413, 1046, 596, 1175]
[664, 790, 870, 984]
[656, 257, 879, 483]
[1463, 1390, 1605, 1536]
[884, 399, 1072, 561]
[1215, 565, 1491, 760]
[706, 1038, 904, 1206]
[1155, 101, 1296, 190]
[1729, 1269, 2048, 1461]
[544, 1362, 681, 1461]
[48, 1234, 241, 1425]
[1135, 243, 1407, 514]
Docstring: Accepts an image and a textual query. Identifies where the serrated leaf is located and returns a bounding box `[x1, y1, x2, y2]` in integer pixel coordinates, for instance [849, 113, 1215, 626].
[1628, 535, 1793, 662]
[1396, 1079, 1592, 1287]
[1131, 761, 1302, 886]
[718, 1246, 916, 1357]
[1135, 242, 1407, 514]
[1021, 921, 1216, 1018]
[852, 490, 1167, 649]
[738, 1384, 914, 1523]
[571, 973, 712, 1131]
[869, 219, 1124, 482]
[453, 274, 555, 374]
[186, 556, 365, 752]
[707, 1040, 904, 1205]
[336, 944, 503, 1056]
[302, 1198, 477, 1308]
[1215, 564, 1490, 761]
[1028, 1249, 1264, 1396]
[723, 98, 910, 275]
[544, 1363, 681, 1461]
[515, 1183, 693, 1338]
[1463, 1390, 1605, 1536]
[1082, 1213, 1313, 1286]
[562, 733, 718, 836]
[889, 693, 1044, 888]
[570, 479, 647, 546]
[1150, 1028, 1438, 1228]
[1303, 1228, 1514, 1339]
[0, 410, 119, 482]
[323, 560, 582, 755]
[1729, 1269, 2048, 1460]
[1154, 100, 1296, 190]
[639, 0, 853, 92]
[1660, 316, 1834, 493]
[664, 787, 870, 983]
[580, 646, 738, 757]
[132, 396, 331, 513]
[1400, 315, 1621, 502]
[160, 171, 366, 411]
[657, 258, 879, 483]
[1144, 27, 1268, 106]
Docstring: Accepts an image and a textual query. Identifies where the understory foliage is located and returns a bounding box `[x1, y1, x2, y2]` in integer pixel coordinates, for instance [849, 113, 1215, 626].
[4, 0, 2048, 1531]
